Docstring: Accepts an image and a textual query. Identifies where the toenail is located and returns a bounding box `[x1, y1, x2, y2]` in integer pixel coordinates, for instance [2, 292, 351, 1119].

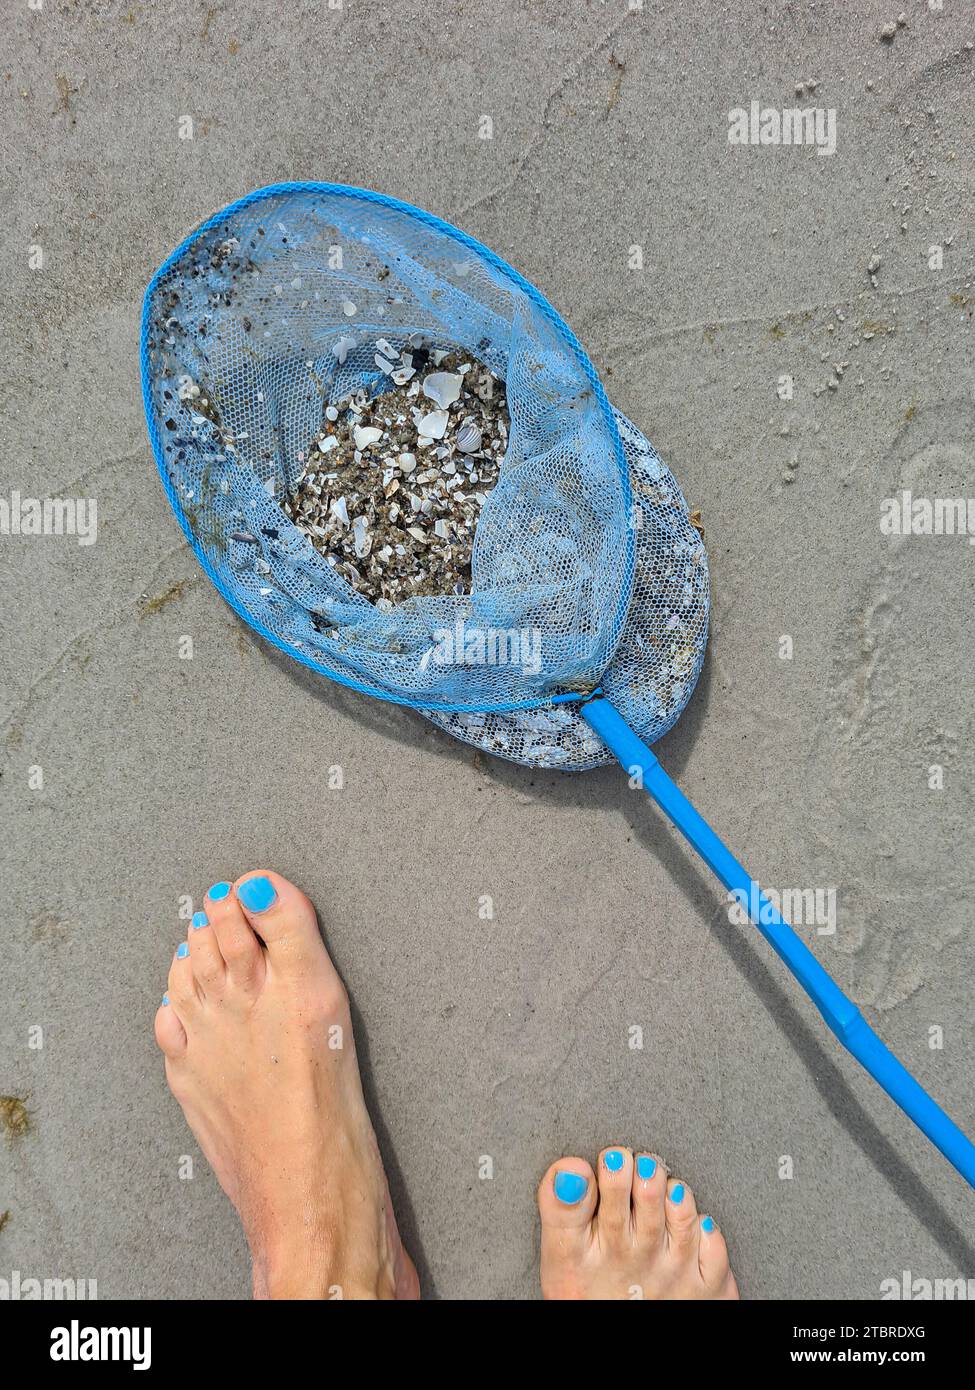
[554, 1171, 588, 1205]
[237, 876, 276, 913]
[176, 942, 190, 959]
[191, 911, 208, 930]
[637, 1155, 657, 1181]
[702, 1215, 715, 1233]
[604, 1150, 625, 1172]
[161, 994, 169, 1006]
[207, 882, 232, 901]
[669, 1183, 685, 1204]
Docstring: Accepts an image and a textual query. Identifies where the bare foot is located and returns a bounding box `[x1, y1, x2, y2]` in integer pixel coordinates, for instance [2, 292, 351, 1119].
[538, 1147, 739, 1300]
[153, 870, 419, 1300]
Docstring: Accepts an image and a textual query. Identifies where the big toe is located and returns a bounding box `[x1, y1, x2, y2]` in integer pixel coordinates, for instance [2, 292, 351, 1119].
[538, 1157, 597, 1300]
[234, 871, 330, 976]
[538, 1157, 597, 1231]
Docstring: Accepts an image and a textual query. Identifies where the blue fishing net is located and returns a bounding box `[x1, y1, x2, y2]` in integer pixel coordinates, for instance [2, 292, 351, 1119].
[142, 184, 708, 768]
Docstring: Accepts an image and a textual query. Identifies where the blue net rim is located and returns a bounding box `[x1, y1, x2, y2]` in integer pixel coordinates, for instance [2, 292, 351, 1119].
[140, 181, 634, 715]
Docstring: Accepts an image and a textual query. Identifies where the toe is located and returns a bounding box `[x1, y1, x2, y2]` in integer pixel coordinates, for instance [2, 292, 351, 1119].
[153, 995, 187, 1057]
[664, 1175, 701, 1254]
[538, 1156, 597, 1233]
[168, 940, 200, 1011]
[594, 1147, 633, 1246]
[234, 871, 329, 977]
[185, 909, 226, 996]
[698, 1214, 736, 1295]
[205, 879, 264, 992]
[538, 1157, 597, 1300]
[631, 1151, 668, 1246]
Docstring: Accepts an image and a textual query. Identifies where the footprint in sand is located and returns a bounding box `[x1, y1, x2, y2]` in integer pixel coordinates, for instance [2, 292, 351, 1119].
[802, 403, 975, 1011]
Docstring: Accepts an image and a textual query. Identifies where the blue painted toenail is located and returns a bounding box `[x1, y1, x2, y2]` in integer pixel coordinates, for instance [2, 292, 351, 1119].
[208, 882, 231, 901]
[670, 1183, 685, 1204]
[191, 911, 208, 930]
[604, 1150, 625, 1172]
[237, 876, 276, 913]
[162, 994, 169, 1006]
[637, 1156, 657, 1180]
[702, 1215, 715, 1233]
[176, 942, 189, 959]
[554, 1171, 588, 1205]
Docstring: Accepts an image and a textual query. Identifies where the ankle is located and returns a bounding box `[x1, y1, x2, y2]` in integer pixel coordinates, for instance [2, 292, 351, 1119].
[255, 1234, 396, 1301]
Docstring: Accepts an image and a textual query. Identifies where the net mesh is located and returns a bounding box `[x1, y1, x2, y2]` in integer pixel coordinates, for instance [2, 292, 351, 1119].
[141, 184, 708, 768]
[424, 410, 709, 769]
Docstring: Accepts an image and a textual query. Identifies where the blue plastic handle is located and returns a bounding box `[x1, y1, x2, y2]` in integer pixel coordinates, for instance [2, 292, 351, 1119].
[580, 695, 975, 1189]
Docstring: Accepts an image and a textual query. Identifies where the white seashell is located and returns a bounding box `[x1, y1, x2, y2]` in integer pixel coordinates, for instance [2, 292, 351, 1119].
[375, 354, 397, 373]
[332, 335, 357, 364]
[398, 452, 417, 473]
[341, 300, 356, 317]
[352, 515, 371, 558]
[416, 409, 448, 439]
[354, 425, 383, 450]
[375, 338, 396, 358]
[325, 405, 339, 421]
[407, 526, 426, 541]
[330, 496, 350, 527]
[422, 372, 462, 409]
[456, 423, 482, 453]
[391, 366, 416, 385]
[318, 434, 339, 452]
